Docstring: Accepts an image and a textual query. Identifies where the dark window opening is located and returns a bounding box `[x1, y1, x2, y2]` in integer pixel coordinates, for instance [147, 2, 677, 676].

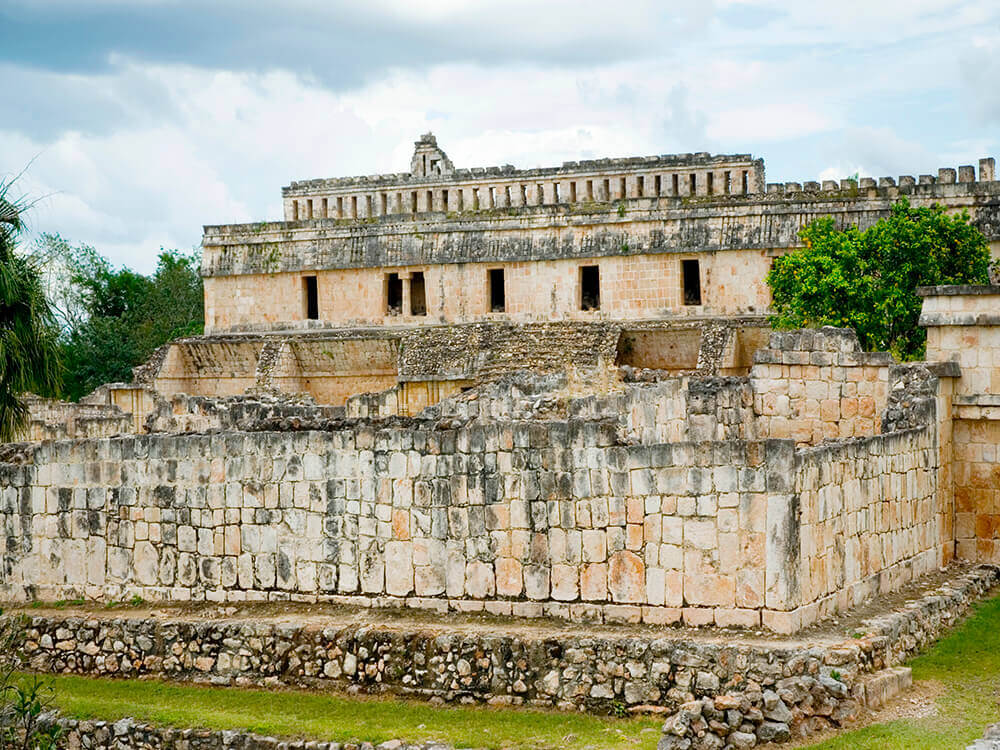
[321, 198, 328, 218]
[473, 188, 480, 210]
[410, 272, 427, 316]
[489, 186, 496, 208]
[386, 273, 403, 315]
[554, 183, 561, 203]
[303, 276, 318, 320]
[724, 171, 732, 195]
[672, 174, 679, 195]
[603, 179, 610, 200]
[637, 175, 645, 196]
[457, 190, 464, 211]
[426, 190, 433, 211]
[366, 194, 373, 216]
[707, 173, 714, 194]
[742, 170, 749, 194]
[682, 259, 702, 306]
[520, 184, 528, 205]
[307, 200, 314, 219]
[654, 175, 661, 196]
[488, 268, 506, 312]
[442, 190, 449, 210]
[537, 184, 545, 205]
[619, 177, 626, 198]
[586, 180, 593, 202]
[380, 193, 387, 215]
[292, 201, 299, 221]
[504, 185, 511, 206]
[569, 181, 577, 203]
[337, 196, 344, 217]
[410, 192, 417, 213]
[689, 174, 697, 195]
[351, 195, 358, 218]
[580, 265, 600, 311]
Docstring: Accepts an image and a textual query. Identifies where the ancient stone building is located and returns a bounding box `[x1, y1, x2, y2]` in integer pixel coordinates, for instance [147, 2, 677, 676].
[126, 134, 997, 415]
[3, 137, 1000, 749]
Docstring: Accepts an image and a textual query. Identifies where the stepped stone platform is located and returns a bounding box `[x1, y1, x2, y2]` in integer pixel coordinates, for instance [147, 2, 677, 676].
[11, 563, 998, 748]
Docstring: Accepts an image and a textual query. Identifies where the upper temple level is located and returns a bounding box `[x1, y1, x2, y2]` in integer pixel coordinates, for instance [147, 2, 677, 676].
[201, 135, 1000, 334]
[280, 133, 766, 220]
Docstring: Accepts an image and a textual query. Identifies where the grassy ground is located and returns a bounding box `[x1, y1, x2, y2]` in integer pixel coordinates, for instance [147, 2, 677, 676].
[40, 674, 662, 750]
[30, 595, 1000, 750]
[803, 595, 1000, 749]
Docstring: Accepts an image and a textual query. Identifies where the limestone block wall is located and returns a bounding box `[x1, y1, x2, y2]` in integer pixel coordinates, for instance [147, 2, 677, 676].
[268, 339, 399, 405]
[145, 393, 343, 434]
[397, 321, 621, 382]
[154, 340, 265, 398]
[790, 429, 940, 632]
[750, 329, 891, 444]
[921, 286, 1000, 398]
[202, 250, 774, 333]
[21, 396, 134, 442]
[0, 421, 809, 630]
[953, 419, 1000, 562]
[920, 286, 1000, 565]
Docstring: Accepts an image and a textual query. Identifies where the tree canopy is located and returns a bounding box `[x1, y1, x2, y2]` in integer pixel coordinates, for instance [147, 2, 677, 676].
[767, 198, 994, 360]
[0, 183, 61, 441]
[32, 234, 204, 401]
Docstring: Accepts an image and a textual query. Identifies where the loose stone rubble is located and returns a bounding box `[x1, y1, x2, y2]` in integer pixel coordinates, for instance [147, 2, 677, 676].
[54, 716, 464, 750]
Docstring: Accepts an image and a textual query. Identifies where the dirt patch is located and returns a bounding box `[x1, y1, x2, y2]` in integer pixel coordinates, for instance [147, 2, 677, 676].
[6, 562, 984, 649]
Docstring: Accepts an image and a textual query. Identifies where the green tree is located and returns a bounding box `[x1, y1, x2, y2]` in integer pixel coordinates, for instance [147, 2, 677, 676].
[46, 239, 204, 401]
[0, 182, 60, 441]
[767, 198, 993, 360]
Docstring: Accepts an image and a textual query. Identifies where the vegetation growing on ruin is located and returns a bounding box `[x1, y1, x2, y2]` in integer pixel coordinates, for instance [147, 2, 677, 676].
[43, 674, 662, 750]
[767, 198, 992, 360]
[31, 234, 204, 401]
[803, 594, 1000, 748]
[0, 182, 61, 441]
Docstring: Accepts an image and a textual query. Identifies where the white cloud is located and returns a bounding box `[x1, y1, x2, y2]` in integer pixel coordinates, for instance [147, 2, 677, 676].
[1, 1, 998, 272]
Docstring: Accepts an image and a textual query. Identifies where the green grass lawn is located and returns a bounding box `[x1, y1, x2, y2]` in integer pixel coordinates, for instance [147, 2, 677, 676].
[40, 673, 662, 750]
[802, 595, 1000, 749]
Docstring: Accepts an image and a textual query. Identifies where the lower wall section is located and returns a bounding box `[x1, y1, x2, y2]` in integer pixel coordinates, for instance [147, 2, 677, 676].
[19, 565, 998, 746]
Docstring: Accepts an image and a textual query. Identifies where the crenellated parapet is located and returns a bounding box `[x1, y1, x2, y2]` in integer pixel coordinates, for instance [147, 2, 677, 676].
[280, 132, 765, 221]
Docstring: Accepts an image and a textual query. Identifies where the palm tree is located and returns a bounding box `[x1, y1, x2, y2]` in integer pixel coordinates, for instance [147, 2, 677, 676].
[0, 179, 60, 442]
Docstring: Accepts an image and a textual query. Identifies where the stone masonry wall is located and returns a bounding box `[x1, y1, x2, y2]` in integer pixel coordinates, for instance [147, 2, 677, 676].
[789, 429, 940, 633]
[749, 328, 891, 445]
[0, 424, 795, 630]
[55, 718, 447, 750]
[921, 286, 1000, 567]
[21, 396, 134, 443]
[954, 419, 1000, 562]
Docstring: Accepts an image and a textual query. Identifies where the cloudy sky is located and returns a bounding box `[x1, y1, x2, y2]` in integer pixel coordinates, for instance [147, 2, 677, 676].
[2, 0, 998, 272]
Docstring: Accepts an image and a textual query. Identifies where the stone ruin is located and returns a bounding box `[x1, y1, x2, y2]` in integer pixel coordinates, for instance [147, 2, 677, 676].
[3, 134, 1000, 749]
